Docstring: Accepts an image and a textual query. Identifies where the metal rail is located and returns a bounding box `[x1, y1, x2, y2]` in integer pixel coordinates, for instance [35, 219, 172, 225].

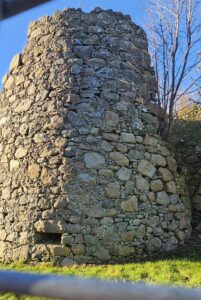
[0, 270, 201, 300]
[0, 0, 52, 20]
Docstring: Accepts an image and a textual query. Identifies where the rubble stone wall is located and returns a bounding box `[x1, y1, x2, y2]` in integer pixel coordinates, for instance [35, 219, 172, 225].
[0, 8, 191, 264]
[175, 145, 201, 227]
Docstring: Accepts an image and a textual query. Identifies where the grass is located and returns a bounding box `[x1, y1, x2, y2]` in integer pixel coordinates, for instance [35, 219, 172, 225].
[1, 257, 201, 300]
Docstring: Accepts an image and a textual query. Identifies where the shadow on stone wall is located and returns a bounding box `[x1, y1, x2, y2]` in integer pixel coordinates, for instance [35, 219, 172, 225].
[172, 119, 201, 228]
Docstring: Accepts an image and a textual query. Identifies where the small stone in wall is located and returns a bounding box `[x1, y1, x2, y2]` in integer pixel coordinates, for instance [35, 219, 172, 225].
[116, 167, 132, 181]
[125, 181, 135, 195]
[47, 244, 71, 256]
[121, 196, 138, 212]
[158, 167, 174, 182]
[9, 53, 21, 71]
[121, 132, 135, 143]
[109, 151, 129, 166]
[163, 236, 178, 251]
[169, 204, 177, 212]
[151, 154, 167, 167]
[50, 116, 64, 129]
[68, 111, 87, 127]
[34, 219, 66, 233]
[144, 134, 158, 147]
[2, 187, 11, 200]
[18, 245, 29, 262]
[117, 245, 135, 256]
[121, 231, 135, 241]
[40, 145, 59, 158]
[27, 84, 36, 96]
[27, 163, 40, 179]
[100, 140, 114, 152]
[156, 191, 170, 206]
[4, 75, 14, 90]
[74, 45, 94, 59]
[78, 173, 96, 184]
[15, 147, 27, 159]
[98, 169, 114, 177]
[105, 111, 119, 126]
[14, 99, 32, 113]
[64, 146, 77, 157]
[157, 144, 171, 156]
[147, 191, 155, 202]
[136, 176, 149, 192]
[103, 133, 119, 142]
[166, 181, 177, 194]
[33, 133, 48, 144]
[0, 230, 7, 241]
[150, 179, 163, 192]
[138, 159, 156, 178]
[71, 244, 85, 255]
[146, 237, 161, 251]
[84, 152, 105, 169]
[40, 167, 56, 185]
[135, 224, 146, 238]
[10, 160, 19, 171]
[93, 247, 111, 261]
[19, 123, 28, 136]
[176, 230, 185, 241]
[116, 143, 128, 153]
[105, 183, 120, 198]
[167, 156, 177, 172]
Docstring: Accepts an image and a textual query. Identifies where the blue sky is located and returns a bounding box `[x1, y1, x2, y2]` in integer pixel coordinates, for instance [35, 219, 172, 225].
[0, 0, 148, 87]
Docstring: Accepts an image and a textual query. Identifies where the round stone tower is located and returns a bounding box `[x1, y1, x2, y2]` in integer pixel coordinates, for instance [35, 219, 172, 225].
[0, 7, 191, 264]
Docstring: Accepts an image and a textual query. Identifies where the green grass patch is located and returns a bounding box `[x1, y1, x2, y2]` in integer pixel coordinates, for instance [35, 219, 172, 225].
[0, 258, 201, 299]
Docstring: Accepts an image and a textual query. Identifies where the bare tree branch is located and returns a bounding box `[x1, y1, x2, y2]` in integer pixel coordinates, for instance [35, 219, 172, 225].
[147, 0, 201, 137]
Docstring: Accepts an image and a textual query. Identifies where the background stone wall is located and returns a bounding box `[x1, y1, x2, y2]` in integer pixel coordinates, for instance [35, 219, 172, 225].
[174, 145, 201, 227]
[0, 7, 191, 264]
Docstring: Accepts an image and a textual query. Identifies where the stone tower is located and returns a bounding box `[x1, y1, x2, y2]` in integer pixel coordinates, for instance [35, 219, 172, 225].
[0, 8, 191, 264]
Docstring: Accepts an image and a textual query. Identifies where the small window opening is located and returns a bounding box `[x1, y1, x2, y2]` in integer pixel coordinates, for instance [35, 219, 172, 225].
[35, 232, 62, 244]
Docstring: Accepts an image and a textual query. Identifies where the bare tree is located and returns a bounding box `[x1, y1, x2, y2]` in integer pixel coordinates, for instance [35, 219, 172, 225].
[147, 0, 201, 137]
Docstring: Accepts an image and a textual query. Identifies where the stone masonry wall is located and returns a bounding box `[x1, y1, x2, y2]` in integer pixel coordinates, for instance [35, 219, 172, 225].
[0, 8, 191, 264]
[175, 145, 201, 227]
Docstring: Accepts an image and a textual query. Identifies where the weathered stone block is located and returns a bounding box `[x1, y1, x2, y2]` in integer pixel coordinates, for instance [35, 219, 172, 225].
[84, 152, 105, 169]
[9, 54, 21, 71]
[151, 154, 167, 167]
[158, 167, 174, 182]
[121, 231, 135, 241]
[146, 237, 161, 251]
[15, 147, 27, 159]
[156, 191, 170, 206]
[105, 183, 120, 199]
[121, 132, 135, 143]
[105, 111, 119, 127]
[72, 244, 85, 255]
[150, 179, 163, 192]
[47, 244, 71, 256]
[117, 245, 135, 256]
[167, 156, 177, 172]
[144, 134, 158, 147]
[109, 152, 129, 166]
[136, 176, 149, 192]
[103, 133, 119, 142]
[27, 163, 40, 179]
[34, 220, 66, 233]
[116, 167, 132, 181]
[165, 181, 177, 194]
[138, 160, 156, 178]
[121, 196, 138, 212]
